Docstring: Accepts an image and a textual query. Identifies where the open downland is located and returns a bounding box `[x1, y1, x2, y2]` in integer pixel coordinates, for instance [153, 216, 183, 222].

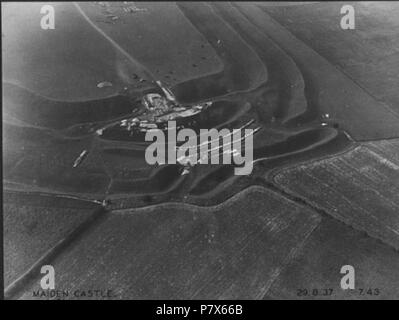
[263, 2, 399, 116]
[2, 83, 133, 130]
[210, 2, 308, 123]
[2, 2, 137, 101]
[77, 2, 223, 87]
[236, 3, 399, 140]
[172, 2, 268, 103]
[3, 122, 111, 197]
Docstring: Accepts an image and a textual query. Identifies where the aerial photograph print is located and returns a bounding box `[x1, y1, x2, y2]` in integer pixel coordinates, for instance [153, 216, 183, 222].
[2, 1, 399, 302]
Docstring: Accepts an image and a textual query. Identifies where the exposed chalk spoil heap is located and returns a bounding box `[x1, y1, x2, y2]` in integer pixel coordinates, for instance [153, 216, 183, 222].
[100, 80, 213, 135]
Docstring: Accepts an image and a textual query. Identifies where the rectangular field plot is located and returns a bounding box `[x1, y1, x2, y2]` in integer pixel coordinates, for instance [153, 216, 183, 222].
[273, 140, 399, 250]
[4, 194, 100, 289]
[17, 187, 320, 299]
[267, 217, 399, 300]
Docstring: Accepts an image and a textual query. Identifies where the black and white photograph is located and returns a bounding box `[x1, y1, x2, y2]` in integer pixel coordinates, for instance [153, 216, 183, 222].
[2, 1, 399, 303]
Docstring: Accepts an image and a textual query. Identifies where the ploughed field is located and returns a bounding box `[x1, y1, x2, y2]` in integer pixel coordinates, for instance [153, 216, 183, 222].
[3, 2, 399, 299]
